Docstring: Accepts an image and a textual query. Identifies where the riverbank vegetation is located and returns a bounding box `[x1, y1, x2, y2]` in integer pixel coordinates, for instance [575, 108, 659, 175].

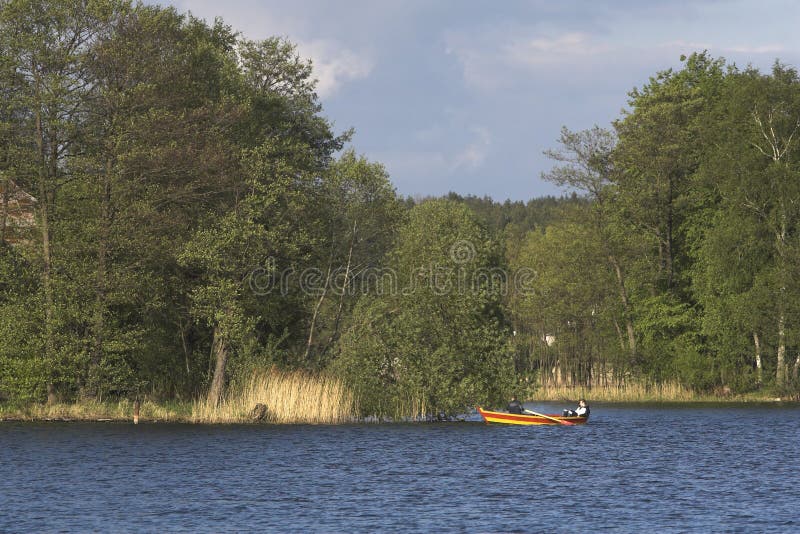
[1, 1, 799, 422]
[0, 398, 188, 422]
[1, 368, 356, 423]
[192, 368, 356, 424]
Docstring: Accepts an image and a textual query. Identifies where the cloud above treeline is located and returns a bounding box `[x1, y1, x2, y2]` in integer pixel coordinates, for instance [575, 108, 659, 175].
[296, 39, 373, 98]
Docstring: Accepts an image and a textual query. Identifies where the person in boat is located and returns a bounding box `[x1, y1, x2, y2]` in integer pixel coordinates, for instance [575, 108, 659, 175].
[507, 395, 524, 414]
[562, 399, 589, 418]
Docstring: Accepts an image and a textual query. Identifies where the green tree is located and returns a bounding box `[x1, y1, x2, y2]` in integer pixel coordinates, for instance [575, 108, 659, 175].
[179, 138, 326, 406]
[694, 63, 800, 388]
[541, 126, 639, 368]
[510, 213, 623, 388]
[335, 199, 513, 417]
[302, 149, 404, 365]
[611, 52, 726, 386]
[178, 35, 349, 405]
[614, 53, 724, 294]
[0, 0, 128, 401]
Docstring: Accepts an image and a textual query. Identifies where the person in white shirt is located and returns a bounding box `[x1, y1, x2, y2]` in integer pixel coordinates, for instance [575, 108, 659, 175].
[563, 399, 590, 418]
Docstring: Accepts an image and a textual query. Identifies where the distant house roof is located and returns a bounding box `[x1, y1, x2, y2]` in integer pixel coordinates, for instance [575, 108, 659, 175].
[2, 179, 37, 244]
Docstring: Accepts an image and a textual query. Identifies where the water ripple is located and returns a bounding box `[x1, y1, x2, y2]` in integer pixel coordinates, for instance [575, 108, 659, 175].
[1, 404, 799, 532]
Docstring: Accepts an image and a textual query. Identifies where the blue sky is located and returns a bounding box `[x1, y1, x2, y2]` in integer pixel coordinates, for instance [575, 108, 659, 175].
[166, 1, 800, 200]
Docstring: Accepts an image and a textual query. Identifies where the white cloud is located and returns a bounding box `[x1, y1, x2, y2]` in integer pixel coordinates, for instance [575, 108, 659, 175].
[297, 40, 373, 99]
[374, 125, 492, 188]
[451, 127, 491, 172]
[445, 29, 620, 92]
[170, 1, 372, 99]
[444, 44, 500, 91]
[722, 44, 785, 54]
[448, 28, 794, 98]
[504, 32, 612, 66]
[659, 40, 785, 56]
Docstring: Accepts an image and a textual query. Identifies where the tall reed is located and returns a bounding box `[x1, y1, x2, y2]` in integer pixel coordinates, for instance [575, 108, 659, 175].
[192, 367, 357, 424]
[379, 394, 427, 422]
[534, 381, 706, 402]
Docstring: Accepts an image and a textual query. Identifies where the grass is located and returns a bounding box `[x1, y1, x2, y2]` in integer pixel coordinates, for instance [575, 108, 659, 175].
[191, 367, 358, 424]
[0, 398, 191, 422]
[530, 381, 790, 403]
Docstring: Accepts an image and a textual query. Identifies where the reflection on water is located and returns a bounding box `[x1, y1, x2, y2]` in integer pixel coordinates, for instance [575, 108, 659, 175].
[2, 404, 799, 532]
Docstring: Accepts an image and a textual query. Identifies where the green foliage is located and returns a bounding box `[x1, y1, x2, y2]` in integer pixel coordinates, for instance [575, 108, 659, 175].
[1, 2, 798, 410]
[334, 200, 514, 417]
[0, 246, 45, 401]
[508, 52, 800, 395]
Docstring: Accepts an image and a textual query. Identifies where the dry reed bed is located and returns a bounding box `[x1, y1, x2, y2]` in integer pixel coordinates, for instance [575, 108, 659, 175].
[192, 368, 357, 424]
[534, 381, 715, 402]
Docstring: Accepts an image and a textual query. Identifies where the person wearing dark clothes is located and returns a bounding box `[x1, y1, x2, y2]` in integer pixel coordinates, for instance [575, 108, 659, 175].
[507, 395, 524, 414]
[562, 399, 590, 417]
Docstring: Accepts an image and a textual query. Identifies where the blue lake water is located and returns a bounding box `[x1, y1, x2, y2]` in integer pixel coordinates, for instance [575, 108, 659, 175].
[2, 403, 799, 533]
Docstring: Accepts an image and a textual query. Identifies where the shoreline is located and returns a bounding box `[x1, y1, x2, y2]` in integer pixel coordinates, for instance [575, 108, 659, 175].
[2, 396, 798, 424]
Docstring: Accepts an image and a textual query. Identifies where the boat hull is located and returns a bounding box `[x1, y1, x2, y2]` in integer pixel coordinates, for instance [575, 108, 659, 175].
[476, 406, 588, 426]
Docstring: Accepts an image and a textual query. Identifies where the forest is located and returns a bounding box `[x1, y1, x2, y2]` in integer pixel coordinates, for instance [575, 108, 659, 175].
[2, 1, 799, 419]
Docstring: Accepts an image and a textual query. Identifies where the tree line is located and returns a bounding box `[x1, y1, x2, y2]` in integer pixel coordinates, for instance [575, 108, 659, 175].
[1, 1, 798, 417]
[514, 53, 800, 397]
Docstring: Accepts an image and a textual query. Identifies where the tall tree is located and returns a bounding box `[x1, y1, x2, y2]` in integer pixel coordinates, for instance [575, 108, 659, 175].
[77, 5, 243, 398]
[0, 0, 124, 401]
[614, 52, 725, 295]
[179, 138, 321, 406]
[695, 63, 800, 387]
[302, 150, 404, 364]
[179, 36, 348, 406]
[335, 199, 513, 417]
[541, 126, 638, 366]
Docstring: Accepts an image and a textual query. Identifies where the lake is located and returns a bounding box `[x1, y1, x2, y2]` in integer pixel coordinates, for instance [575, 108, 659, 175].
[2, 403, 798, 532]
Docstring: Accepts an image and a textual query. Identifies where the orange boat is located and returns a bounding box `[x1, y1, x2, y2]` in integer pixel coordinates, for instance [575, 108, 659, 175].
[476, 406, 588, 426]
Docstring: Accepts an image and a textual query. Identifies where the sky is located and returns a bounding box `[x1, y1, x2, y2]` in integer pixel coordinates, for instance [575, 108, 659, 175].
[164, 0, 800, 201]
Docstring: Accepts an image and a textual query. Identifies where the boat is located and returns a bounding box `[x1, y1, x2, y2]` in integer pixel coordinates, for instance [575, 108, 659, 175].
[476, 406, 588, 426]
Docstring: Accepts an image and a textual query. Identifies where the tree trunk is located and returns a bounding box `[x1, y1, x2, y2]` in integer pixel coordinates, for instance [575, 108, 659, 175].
[180, 318, 192, 377]
[777, 313, 786, 386]
[612, 318, 626, 351]
[609, 254, 636, 361]
[207, 325, 229, 407]
[1, 174, 8, 244]
[34, 98, 56, 404]
[666, 173, 674, 289]
[303, 259, 333, 362]
[46, 383, 57, 405]
[775, 206, 788, 386]
[753, 332, 762, 385]
[793, 353, 799, 380]
[325, 220, 357, 354]
[90, 156, 113, 394]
